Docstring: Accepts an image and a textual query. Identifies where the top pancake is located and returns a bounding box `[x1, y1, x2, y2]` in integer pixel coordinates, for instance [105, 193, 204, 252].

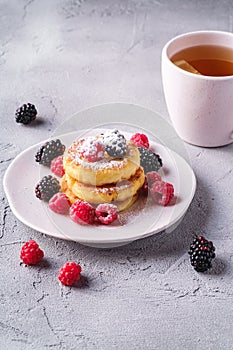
[63, 138, 140, 186]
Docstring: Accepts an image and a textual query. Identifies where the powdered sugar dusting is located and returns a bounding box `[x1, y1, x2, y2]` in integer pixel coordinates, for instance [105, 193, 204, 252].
[67, 132, 136, 171]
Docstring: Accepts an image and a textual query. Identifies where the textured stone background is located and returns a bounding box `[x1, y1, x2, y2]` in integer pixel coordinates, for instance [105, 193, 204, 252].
[1, 0, 233, 349]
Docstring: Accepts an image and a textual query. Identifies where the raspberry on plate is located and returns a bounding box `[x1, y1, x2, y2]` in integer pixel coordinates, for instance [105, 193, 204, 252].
[58, 262, 82, 286]
[95, 203, 118, 225]
[20, 240, 44, 265]
[70, 200, 95, 225]
[49, 193, 70, 215]
[130, 133, 149, 148]
[146, 171, 162, 187]
[80, 137, 105, 162]
[150, 180, 174, 206]
[50, 155, 65, 177]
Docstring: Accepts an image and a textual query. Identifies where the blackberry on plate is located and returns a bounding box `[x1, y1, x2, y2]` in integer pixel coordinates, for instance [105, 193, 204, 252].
[35, 139, 65, 166]
[138, 147, 162, 173]
[188, 236, 216, 272]
[104, 130, 127, 158]
[35, 175, 60, 201]
[15, 103, 37, 124]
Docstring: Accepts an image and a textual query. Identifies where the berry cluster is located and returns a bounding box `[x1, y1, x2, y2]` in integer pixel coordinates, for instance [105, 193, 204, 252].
[35, 139, 65, 166]
[15, 103, 37, 125]
[80, 137, 105, 162]
[35, 175, 60, 201]
[144, 171, 174, 206]
[70, 200, 96, 225]
[138, 147, 162, 173]
[20, 240, 81, 286]
[58, 262, 82, 286]
[95, 203, 118, 225]
[49, 193, 70, 214]
[20, 240, 44, 265]
[104, 129, 127, 158]
[189, 236, 216, 272]
[130, 133, 149, 149]
[70, 200, 118, 225]
[50, 155, 65, 177]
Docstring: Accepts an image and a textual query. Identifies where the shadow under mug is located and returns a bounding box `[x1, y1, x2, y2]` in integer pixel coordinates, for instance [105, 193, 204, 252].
[161, 30, 233, 147]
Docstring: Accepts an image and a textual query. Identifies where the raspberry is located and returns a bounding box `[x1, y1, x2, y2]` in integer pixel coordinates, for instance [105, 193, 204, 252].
[141, 178, 148, 196]
[130, 133, 149, 148]
[58, 262, 82, 286]
[35, 175, 60, 201]
[95, 203, 118, 225]
[188, 236, 216, 272]
[80, 137, 105, 162]
[146, 171, 162, 187]
[49, 193, 70, 215]
[50, 155, 65, 177]
[35, 139, 65, 166]
[104, 129, 127, 158]
[150, 180, 174, 206]
[138, 147, 162, 173]
[20, 240, 44, 265]
[15, 103, 37, 125]
[70, 200, 95, 225]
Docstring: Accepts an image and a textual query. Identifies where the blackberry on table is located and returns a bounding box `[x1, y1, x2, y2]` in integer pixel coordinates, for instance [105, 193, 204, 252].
[104, 130, 127, 158]
[138, 147, 162, 173]
[15, 103, 37, 124]
[188, 236, 216, 272]
[35, 139, 65, 166]
[35, 175, 60, 201]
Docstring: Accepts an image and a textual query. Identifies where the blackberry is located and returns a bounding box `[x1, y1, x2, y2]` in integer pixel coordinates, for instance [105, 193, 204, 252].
[35, 139, 65, 166]
[138, 147, 162, 173]
[15, 103, 37, 124]
[35, 175, 60, 201]
[104, 130, 127, 158]
[188, 236, 216, 272]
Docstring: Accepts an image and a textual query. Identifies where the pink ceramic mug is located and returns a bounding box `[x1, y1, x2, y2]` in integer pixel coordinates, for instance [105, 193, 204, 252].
[161, 30, 233, 147]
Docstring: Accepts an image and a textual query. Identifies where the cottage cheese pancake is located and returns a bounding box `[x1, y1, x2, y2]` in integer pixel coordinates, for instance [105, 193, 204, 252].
[60, 175, 139, 212]
[63, 166, 145, 204]
[63, 138, 140, 186]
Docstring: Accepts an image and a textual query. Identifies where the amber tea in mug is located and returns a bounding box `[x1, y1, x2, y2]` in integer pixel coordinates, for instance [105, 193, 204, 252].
[162, 31, 233, 147]
[171, 44, 233, 76]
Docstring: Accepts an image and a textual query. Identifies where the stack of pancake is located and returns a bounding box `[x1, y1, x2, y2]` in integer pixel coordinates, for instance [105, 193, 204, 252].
[61, 132, 145, 211]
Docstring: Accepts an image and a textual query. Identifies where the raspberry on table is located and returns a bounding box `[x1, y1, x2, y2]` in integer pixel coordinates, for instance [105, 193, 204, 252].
[35, 175, 60, 201]
[95, 203, 118, 225]
[49, 193, 70, 215]
[50, 155, 65, 177]
[146, 171, 162, 187]
[138, 147, 162, 173]
[35, 139, 65, 166]
[15, 103, 37, 125]
[80, 137, 105, 162]
[70, 200, 95, 225]
[130, 133, 149, 148]
[150, 180, 174, 206]
[188, 236, 216, 272]
[104, 129, 127, 158]
[20, 240, 44, 265]
[58, 262, 82, 286]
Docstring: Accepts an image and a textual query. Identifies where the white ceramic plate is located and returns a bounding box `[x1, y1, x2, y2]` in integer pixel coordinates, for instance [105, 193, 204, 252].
[3, 104, 196, 248]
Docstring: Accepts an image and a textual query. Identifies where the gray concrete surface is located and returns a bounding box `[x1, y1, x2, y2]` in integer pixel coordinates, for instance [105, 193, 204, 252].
[1, 0, 233, 349]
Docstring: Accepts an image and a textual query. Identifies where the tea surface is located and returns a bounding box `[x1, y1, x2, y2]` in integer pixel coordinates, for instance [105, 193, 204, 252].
[171, 45, 233, 76]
